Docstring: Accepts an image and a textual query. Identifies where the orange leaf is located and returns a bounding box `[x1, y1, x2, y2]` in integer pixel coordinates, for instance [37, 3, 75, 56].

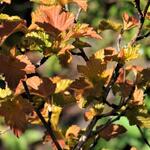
[132, 87, 144, 105]
[69, 24, 102, 39]
[65, 125, 81, 138]
[16, 76, 56, 97]
[122, 12, 139, 30]
[31, 5, 75, 33]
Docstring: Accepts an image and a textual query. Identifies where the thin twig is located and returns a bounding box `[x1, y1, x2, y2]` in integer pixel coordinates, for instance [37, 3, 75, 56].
[137, 124, 150, 148]
[73, 63, 124, 150]
[134, 0, 143, 19]
[72, 110, 118, 150]
[22, 81, 62, 150]
[71, 48, 89, 62]
[75, 8, 82, 22]
[136, 31, 150, 41]
[89, 109, 127, 149]
[131, 0, 150, 45]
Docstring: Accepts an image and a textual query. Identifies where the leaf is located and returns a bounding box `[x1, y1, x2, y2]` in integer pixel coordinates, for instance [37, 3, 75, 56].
[68, 23, 102, 39]
[65, 125, 81, 138]
[118, 44, 140, 61]
[20, 30, 52, 52]
[0, 96, 33, 136]
[126, 105, 150, 128]
[122, 12, 139, 30]
[131, 87, 144, 105]
[31, 5, 75, 33]
[98, 124, 126, 140]
[0, 55, 35, 90]
[77, 59, 107, 83]
[99, 20, 122, 32]
[16, 76, 56, 97]
[50, 105, 62, 130]
[52, 77, 73, 93]
[0, 14, 26, 45]
[84, 107, 97, 121]
[91, 47, 116, 62]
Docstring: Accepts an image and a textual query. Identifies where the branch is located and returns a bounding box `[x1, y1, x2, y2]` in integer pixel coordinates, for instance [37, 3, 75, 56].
[72, 110, 118, 150]
[72, 62, 124, 150]
[137, 125, 150, 148]
[71, 48, 89, 62]
[22, 81, 62, 150]
[75, 8, 82, 22]
[136, 31, 150, 41]
[89, 109, 127, 149]
[131, 0, 150, 45]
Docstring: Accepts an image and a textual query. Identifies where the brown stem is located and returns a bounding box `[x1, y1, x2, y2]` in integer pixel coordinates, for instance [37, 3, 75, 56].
[72, 110, 118, 150]
[22, 81, 62, 150]
[130, 0, 150, 45]
[136, 31, 150, 41]
[137, 125, 150, 148]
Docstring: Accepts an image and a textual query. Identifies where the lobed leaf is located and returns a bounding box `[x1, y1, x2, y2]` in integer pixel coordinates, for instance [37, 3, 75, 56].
[31, 5, 75, 33]
[0, 55, 35, 90]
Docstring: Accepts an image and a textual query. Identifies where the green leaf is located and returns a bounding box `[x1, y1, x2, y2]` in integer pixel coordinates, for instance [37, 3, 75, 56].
[0, 13, 21, 22]
[20, 30, 52, 52]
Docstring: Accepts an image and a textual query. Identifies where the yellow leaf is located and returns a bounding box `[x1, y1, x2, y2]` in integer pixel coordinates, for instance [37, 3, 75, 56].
[84, 108, 97, 121]
[50, 105, 62, 130]
[53, 78, 73, 93]
[65, 125, 80, 138]
[119, 45, 140, 61]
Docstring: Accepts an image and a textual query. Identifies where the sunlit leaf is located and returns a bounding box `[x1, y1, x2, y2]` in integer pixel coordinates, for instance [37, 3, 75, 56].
[122, 12, 139, 30]
[67, 23, 102, 39]
[31, 5, 75, 33]
[16, 76, 56, 97]
[131, 86, 144, 105]
[118, 44, 140, 61]
[50, 104, 62, 130]
[20, 30, 52, 52]
[52, 77, 73, 93]
[65, 125, 81, 138]
[84, 107, 97, 121]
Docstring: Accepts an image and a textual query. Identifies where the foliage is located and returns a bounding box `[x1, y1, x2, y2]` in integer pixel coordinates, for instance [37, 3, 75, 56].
[0, 0, 150, 150]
